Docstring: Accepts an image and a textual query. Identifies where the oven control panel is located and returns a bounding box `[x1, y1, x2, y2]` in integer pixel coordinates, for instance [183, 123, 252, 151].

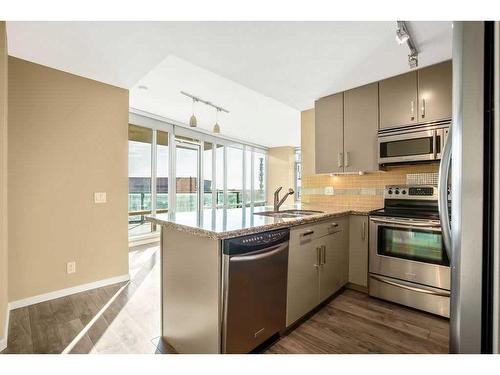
[384, 185, 437, 200]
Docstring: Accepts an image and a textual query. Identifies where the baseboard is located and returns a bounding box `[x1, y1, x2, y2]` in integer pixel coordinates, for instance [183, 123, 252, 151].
[9, 273, 130, 310]
[0, 306, 9, 352]
[346, 282, 369, 294]
[129, 234, 160, 248]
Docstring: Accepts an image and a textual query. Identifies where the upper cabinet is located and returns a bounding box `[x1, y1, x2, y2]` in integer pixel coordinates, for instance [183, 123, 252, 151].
[379, 71, 418, 128]
[315, 93, 343, 174]
[310, 60, 452, 173]
[343, 82, 379, 172]
[418, 60, 452, 123]
[379, 60, 452, 129]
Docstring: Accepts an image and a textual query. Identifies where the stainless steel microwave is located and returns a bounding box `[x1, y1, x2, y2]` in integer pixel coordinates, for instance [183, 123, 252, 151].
[378, 121, 450, 166]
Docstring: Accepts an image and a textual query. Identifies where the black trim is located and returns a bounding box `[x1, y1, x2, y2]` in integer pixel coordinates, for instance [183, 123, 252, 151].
[481, 21, 495, 354]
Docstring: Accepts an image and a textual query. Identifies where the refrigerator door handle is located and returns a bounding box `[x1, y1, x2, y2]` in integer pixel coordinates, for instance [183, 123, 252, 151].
[438, 126, 452, 260]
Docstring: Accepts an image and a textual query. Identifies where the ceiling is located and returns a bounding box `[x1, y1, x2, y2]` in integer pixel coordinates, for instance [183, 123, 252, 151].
[6, 21, 452, 146]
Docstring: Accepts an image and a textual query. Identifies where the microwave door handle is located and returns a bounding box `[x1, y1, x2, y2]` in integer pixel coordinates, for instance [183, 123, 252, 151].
[438, 126, 452, 260]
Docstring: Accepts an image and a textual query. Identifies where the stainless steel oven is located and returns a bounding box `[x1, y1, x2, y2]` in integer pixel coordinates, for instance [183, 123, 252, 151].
[378, 121, 450, 166]
[369, 185, 451, 318]
[369, 216, 450, 290]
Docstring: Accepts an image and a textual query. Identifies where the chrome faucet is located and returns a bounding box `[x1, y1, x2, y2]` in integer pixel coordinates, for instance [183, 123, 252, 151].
[273, 186, 295, 211]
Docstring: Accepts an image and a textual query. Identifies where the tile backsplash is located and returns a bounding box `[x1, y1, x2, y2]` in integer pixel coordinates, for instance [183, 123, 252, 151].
[301, 164, 439, 210]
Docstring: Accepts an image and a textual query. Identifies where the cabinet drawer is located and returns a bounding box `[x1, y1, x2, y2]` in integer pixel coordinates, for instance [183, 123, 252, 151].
[290, 218, 345, 244]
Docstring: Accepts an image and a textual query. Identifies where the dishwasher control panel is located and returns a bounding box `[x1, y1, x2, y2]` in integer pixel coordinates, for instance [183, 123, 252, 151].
[223, 228, 290, 255]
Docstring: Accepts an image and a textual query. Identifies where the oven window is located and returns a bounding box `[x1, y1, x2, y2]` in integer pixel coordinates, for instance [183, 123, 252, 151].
[380, 136, 433, 158]
[377, 226, 449, 266]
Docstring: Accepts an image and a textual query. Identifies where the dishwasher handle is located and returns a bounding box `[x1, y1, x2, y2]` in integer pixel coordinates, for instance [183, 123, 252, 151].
[229, 242, 288, 262]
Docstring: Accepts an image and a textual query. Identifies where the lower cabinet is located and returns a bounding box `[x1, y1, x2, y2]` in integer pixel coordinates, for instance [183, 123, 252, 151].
[348, 215, 369, 288]
[286, 217, 349, 327]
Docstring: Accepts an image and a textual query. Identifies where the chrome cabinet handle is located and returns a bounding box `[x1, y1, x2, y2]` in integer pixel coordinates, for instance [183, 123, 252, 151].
[322, 245, 326, 265]
[337, 152, 343, 168]
[344, 151, 350, 167]
[315, 247, 321, 268]
[421, 99, 426, 118]
[361, 221, 366, 241]
[410, 100, 415, 120]
[301, 230, 314, 237]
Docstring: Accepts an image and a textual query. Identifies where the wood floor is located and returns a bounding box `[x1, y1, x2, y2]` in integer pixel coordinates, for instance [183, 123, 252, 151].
[1, 243, 449, 354]
[2, 243, 163, 354]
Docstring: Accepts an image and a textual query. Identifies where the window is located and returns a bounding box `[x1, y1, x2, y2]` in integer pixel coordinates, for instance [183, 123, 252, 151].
[203, 142, 213, 208]
[244, 148, 252, 205]
[128, 114, 269, 240]
[156, 130, 169, 213]
[128, 125, 153, 237]
[295, 148, 301, 200]
[253, 151, 266, 204]
[216, 144, 225, 206]
[227, 146, 243, 207]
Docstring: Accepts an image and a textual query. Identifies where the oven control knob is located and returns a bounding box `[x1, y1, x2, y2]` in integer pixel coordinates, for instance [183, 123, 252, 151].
[388, 189, 393, 195]
[401, 190, 407, 195]
[395, 189, 400, 195]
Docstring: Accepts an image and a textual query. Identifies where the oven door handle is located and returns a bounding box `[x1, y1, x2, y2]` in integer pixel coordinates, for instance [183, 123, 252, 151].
[370, 217, 441, 228]
[370, 274, 450, 297]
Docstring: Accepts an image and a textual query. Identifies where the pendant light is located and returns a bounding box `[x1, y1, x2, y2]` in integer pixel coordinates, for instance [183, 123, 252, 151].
[189, 98, 197, 127]
[213, 108, 221, 134]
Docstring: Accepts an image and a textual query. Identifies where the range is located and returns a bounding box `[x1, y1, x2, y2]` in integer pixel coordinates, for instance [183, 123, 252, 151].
[368, 185, 450, 318]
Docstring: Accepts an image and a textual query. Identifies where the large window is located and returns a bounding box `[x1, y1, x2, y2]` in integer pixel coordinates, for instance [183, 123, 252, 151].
[156, 130, 169, 212]
[227, 146, 243, 207]
[253, 151, 267, 204]
[128, 125, 153, 236]
[128, 117, 268, 240]
[295, 148, 301, 200]
[203, 142, 213, 208]
[216, 144, 225, 206]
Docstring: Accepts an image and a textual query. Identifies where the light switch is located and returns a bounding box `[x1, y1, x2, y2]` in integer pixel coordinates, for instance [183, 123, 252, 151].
[324, 187, 334, 195]
[94, 192, 107, 204]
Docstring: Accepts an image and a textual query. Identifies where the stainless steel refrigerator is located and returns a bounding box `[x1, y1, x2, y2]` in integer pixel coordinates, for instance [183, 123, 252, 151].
[443, 21, 500, 354]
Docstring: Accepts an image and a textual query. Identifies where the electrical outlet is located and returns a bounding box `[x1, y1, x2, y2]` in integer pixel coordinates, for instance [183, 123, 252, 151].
[94, 192, 107, 204]
[67, 261, 76, 274]
[324, 186, 334, 195]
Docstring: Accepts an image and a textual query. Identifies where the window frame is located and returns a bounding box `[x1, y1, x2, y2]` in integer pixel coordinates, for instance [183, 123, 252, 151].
[128, 109, 269, 240]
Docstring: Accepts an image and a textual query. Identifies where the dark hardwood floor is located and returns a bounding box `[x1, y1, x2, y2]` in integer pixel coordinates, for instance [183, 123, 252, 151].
[265, 289, 449, 354]
[1, 242, 449, 354]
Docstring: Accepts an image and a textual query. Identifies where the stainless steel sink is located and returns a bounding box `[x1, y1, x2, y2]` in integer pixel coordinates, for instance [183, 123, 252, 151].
[254, 209, 324, 218]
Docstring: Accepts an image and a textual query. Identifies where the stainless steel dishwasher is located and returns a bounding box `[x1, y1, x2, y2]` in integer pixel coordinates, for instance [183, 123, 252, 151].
[221, 228, 289, 353]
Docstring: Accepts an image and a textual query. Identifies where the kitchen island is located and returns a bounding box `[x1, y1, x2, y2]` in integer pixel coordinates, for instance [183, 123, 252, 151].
[147, 204, 378, 354]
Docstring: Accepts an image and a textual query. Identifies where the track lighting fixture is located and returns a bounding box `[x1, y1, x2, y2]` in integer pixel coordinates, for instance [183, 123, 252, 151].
[396, 21, 419, 69]
[213, 108, 221, 134]
[189, 98, 197, 128]
[180, 91, 229, 131]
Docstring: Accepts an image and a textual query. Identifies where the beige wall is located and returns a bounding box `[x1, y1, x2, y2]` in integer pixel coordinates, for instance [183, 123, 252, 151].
[300, 108, 315, 177]
[8, 57, 129, 302]
[0, 22, 8, 342]
[267, 146, 296, 204]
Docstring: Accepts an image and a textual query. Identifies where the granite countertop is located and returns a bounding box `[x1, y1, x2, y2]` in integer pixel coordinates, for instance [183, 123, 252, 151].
[146, 203, 381, 240]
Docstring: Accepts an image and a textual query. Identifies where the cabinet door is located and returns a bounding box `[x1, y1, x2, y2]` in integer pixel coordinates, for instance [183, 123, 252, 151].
[348, 215, 369, 288]
[319, 218, 349, 302]
[286, 235, 321, 326]
[418, 60, 452, 123]
[315, 93, 344, 173]
[379, 71, 418, 129]
[343, 82, 379, 172]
